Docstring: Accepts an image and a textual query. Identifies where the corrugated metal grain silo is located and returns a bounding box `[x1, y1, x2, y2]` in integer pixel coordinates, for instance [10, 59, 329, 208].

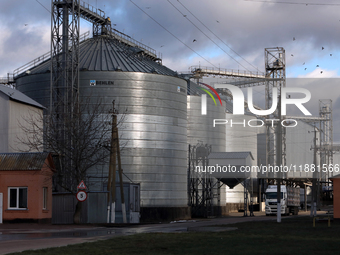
[15, 35, 189, 221]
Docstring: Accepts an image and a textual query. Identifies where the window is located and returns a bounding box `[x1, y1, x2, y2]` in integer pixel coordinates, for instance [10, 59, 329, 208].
[8, 187, 27, 209]
[265, 192, 283, 199]
[43, 187, 48, 210]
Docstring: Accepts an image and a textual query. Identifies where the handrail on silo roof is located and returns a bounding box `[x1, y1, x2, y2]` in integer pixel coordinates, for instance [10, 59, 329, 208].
[106, 28, 157, 59]
[13, 52, 51, 78]
[13, 31, 91, 79]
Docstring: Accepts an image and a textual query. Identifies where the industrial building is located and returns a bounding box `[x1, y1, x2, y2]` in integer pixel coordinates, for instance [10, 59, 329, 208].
[0, 85, 44, 153]
[0, 0, 337, 223]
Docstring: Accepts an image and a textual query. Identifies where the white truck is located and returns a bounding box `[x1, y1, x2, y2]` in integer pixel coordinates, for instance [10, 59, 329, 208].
[265, 185, 300, 216]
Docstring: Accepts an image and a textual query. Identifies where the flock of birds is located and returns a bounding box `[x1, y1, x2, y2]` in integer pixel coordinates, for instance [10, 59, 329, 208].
[291, 37, 332, 74]
[153, 15, 331, 77]
[23, 4, 333, 77]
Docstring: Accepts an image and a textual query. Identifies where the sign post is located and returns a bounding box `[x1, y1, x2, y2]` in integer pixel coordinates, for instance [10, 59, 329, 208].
[76, 180, 87, 202]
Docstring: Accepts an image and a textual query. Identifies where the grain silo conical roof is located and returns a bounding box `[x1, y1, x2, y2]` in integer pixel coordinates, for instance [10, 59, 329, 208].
[25, 35, 178, 76]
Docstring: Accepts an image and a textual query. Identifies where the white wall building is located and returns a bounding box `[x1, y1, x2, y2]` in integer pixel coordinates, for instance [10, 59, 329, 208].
[0, 85, 44, 153]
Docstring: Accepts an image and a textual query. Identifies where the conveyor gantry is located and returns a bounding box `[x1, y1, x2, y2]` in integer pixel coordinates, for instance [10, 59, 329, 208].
[190, 66, 266, 79]
[76, 1, 107, 25]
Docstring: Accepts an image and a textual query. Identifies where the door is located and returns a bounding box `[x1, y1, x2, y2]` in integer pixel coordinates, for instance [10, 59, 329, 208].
[129, 185, 140, 223]
[0, 193, 3, 224]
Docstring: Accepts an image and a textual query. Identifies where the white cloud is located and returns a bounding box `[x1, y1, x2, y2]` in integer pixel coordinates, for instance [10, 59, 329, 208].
[297, 68, 339, 78]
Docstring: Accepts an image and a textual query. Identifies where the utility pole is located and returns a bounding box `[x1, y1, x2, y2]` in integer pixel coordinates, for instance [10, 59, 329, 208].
[107, 101, 117, 223]
[311, 128, 318, 217]
[276, 96, 282, 223]
[107, 100, 126, 223]
[116, 117, 127, 223]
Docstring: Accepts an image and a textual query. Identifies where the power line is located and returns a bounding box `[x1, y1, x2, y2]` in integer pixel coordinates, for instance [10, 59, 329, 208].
[35, 0, 51, 13]
[129, 0, 219, 69]
[176, 0, 260, 72]
[167, 0, 252, 72]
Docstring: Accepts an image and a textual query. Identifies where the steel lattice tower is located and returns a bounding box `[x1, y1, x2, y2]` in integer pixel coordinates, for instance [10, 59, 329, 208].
[188, 143, 219, 218]
[50, 0, 80, 188]
[50, 0, 114, 118]
[265, 48, 286, 178]
[319, 100, 333, 181]
[50, 0, 80, 119]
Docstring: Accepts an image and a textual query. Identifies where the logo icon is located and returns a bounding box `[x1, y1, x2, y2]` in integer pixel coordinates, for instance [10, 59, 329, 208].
[200, 82, 223, 115]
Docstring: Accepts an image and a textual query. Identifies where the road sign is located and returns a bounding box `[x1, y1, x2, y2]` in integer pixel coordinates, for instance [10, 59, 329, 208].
[76, 191, 87, 202]
[77, 180, 87, 190]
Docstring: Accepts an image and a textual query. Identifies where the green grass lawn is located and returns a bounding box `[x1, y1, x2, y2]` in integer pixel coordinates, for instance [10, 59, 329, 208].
[10, 217, 340, 255]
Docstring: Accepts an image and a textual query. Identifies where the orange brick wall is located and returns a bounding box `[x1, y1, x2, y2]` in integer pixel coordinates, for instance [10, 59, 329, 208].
[0, 159, 54, 221]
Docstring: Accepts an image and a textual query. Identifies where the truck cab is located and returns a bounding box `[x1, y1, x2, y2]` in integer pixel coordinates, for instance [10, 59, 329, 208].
[265, 185, 299, 216]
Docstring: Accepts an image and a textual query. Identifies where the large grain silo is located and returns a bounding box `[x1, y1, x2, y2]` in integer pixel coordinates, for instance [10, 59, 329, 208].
[15, 35, 189, 221]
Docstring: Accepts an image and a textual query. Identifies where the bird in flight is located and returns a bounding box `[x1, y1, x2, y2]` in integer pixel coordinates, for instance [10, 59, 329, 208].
[193, 39, 197, 42]
[322, 47, 324, 50]
[293, 37, 295, 41]
[291, 54, 294, 57]
[316, 65, 319, 67]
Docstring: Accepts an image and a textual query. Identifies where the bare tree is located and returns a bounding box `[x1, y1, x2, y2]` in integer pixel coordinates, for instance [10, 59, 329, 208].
[20, 98, 126, 223]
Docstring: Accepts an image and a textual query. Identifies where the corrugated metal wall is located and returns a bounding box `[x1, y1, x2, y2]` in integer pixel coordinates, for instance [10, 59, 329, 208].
[52, 183, 140, 224]
[52, 193, 88, 224]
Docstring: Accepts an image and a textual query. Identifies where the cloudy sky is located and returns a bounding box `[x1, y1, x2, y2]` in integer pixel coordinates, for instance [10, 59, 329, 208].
[0, 0, 340, 139]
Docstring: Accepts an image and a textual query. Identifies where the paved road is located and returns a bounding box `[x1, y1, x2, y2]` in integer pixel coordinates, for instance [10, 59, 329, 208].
[0, 211, 321, 255]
